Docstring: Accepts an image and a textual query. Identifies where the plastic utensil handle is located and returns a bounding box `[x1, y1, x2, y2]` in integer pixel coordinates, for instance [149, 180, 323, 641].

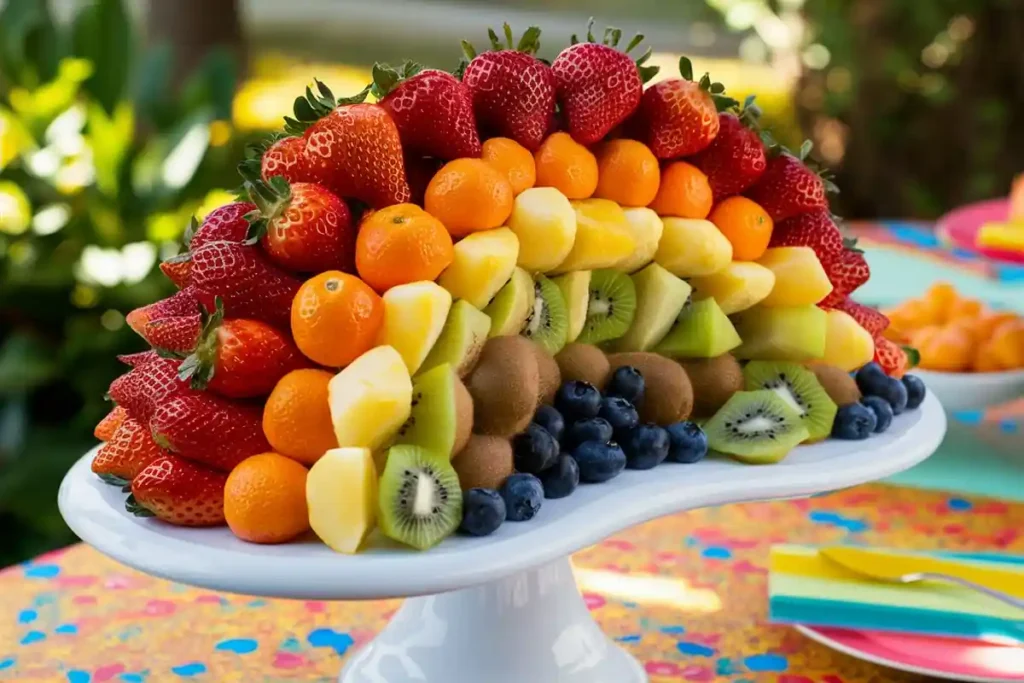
[917, 572, 1024, 611]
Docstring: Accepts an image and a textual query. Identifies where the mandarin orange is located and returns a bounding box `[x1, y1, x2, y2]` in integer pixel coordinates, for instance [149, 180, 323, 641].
[224, 453, 310, 544]
[648, 161, 713, 219]
[355, 203, 454, 292]
[291, 272, 383, 367]
[263, 368, 338, 465]
[533, 132, 598, 199]
[481, 137, 536, 195]
[593, 139, 660, 207]
[424, 159, 514, 237]
[708, 196, 773, 261]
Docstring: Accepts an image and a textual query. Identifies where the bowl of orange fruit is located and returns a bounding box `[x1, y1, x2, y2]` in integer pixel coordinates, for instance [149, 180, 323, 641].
[882, 282, 1024, 411]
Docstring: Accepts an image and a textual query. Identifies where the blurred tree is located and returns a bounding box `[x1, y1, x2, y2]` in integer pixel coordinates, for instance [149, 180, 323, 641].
[147, 0, 246, 88]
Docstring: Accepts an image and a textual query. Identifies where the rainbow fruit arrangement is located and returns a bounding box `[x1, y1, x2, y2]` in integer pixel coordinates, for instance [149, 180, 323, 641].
[89, 22, 928, 553]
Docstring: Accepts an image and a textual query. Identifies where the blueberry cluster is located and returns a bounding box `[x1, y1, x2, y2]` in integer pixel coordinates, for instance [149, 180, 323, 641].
[459, 366, 709, 537]
[831, 362, 927, 440]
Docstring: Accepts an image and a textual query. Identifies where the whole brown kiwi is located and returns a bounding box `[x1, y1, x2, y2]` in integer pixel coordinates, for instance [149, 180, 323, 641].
[466, 336, 540, 437]
[807, 362, 862, 406]
[607, 352, 694, 424]
[452, 434, 514, 491]
[678, 354, 744, 417]
[555, 343, 611, 390]
[528, 341, 562, 405]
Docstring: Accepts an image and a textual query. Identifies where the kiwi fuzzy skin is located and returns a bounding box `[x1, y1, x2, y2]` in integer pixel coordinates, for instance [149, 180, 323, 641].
[607, 352, 694, 425]
[529, 341, 562, 405]
[452, 434, 514, 491]
[466, 336, 540, 437]
[679, 354, 744, 418]
[807, 363, 862, 406]
[555, 343, 611, 390]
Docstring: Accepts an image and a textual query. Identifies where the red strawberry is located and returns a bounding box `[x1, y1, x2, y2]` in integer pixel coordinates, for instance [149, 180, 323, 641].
[691, 103, 767, 200]
[188, 202, 256, 250]
[460, 25, 556, 151]
[373, 62, 481, 160]
[260, 135, 324, 186]
[151, 392, 271, 471]
[768, 209, 846, 257]
[873, 336, 908, 379]
[745, 143, 835, 222]
[127, 455, 227, 527]
[107, 356, 192, 422]
[139, 315, 202, 356]
[186, 241, 302, 330]
[93, 405, 128, 442]
[632, 56, 732, 159]
[160, 258, 191, 289]
[91, 416, 168, 485]
[177, 303, 307, 398]
[826, 298, 890, 337]
[286, 82, 410, 208]
[117, 350, 158, 368]
[820, 248, 870, 307]
[126, 286, 216, 335]
[550, 20, 659, 145]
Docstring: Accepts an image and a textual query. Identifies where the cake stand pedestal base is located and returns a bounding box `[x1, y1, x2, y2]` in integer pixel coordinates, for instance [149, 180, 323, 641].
[339, 557, 646, 683]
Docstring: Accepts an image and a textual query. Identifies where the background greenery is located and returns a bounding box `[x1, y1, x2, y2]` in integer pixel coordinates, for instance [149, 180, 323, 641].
[1, 0, 1019, 567]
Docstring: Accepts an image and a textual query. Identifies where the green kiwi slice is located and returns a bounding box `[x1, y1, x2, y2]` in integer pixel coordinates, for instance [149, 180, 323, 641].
[420, 300, 492, 378]
[703, 390, 810, 464]
[551, 271, 591, 343]
[742, 361, 837, 443]
[654, 297, 741, 358]
[483, 267, 535, 338]
[378, 444, 463, 550]
[394, 364, 473, 458]
[576, 269, 636, 345]
[609, 262, 692, 352]
[520, 274, 569, 355]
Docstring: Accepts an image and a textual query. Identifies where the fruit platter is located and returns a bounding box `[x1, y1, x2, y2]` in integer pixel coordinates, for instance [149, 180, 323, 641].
[59, 21, 946, 683]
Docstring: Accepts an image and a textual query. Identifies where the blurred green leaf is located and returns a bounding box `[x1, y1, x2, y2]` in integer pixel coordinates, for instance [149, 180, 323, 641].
[0, 333, 59, 393]
[71, 0, 132, 115]
[133, 42, 175, 127]
[182, 47, 238, 122]
[86, 100, 134, 197]
[0, 0, 59, 89]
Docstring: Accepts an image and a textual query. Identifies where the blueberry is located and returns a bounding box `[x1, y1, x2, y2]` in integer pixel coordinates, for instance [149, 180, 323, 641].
[876, 376, 909, 415]
[533, 404, 565, 441]
[902, 374, 926, 410]
[500, 473, 544, 522]
[606, 366, 645, 403]
[831, 402, 877, 440]
[555, 380, 603, 422]
[598, 396, 639, 438]
[571, 441, 627, 483]
[665, 421, 709, 463]
[563, 416, 614, 450]
[539, 455, 580, 499]
[854, 362, 889, 397]
[512, 423, 560, 474]
[622, 424, 670, 470]
[459, 488, 506, 536]
[860, 396, 894, 433]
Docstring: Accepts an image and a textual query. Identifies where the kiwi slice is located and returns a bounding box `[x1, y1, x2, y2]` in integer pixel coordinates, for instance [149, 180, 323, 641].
[743, 361, 837, 443]
[466, 336, 540, 437]
[807, 363, 861, 406]
[703, 390, 810, 464]
[520, 274, 569, 355]
[484, 267, 535, 338]
[394, 364, 473, 458]
[654, 297, 741, 359]
[552, 271, 591, 343]
[680, 354, 744, 418]
[555, 343, 611, 390]
[576, 269, 636, 345]
[378, 444, 463, 550]
[610, 263, 692, 352]
[419, 300, 492, 378]
[453, 434, 514, 491]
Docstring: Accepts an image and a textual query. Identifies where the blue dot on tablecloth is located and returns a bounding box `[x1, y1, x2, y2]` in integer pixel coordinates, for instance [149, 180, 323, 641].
[20, 630, 46, 645]
[280, 636, 302, 652]
[55, 623, 78, 635]
[952, 410, 984, 425]
[807, 511, 868, 532]
[66, 670, 90, 683]
[616, 634, 642, 643]
[716, 658, 735, 675]
[660, 625, 685, 634]
[949, 497, 973, 511]
[247, 599, 266, 608]
[999, 419, 1018, 434]
[677, 641, 715, 656]
[119, 675, 144, 683]
[171, 662, 206, 677]
[214, 638, 258, 654]
[889, 224, 941, 247]
[17, 609, 37, 623]
[702, 546, 732, 559]
[307, 628, 354, 656]
[744, 653, 788, 672]
[0, 657, 14, 670]
[23, 564, 60, 579]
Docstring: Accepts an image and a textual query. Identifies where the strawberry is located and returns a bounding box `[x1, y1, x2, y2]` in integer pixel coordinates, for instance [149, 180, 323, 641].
[127, 455, 227, 527]
[372, 62, 481, 160]
[117, 350, 159, 368]
[175, 302, 307, 398]
[151, 392, 270, 471]
[91, 416, 168, 486]
[632, 56, 734, 159]
[460, 24, 556, 151]
[691, 101, 768, 200]
[745, 141, 836, 222]
[550, 20, 659, 145]
[186, 241, 302, 330]
[93, 405, 128, 442]
[285, 82, 410, 208]
[259, 135, 324, 186]
[160, 259, 191, 289]
[126, 286, 216, 335]
[107, 356, 192, 422]
[820, 248, 870, 308]
[188, 202, 257, 250]
[873, 336, 908, 379]
[768, 209, 846, 257]
[826, 298, 890, 337]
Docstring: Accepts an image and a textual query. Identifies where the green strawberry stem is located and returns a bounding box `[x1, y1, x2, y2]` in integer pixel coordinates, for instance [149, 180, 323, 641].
[902, 346, 921, 369]
[177, 297, 225, 391]
[282, 79, 370, 136]
[679, 56, 738, 111]
[460, 24, 542, 77]
[370, 60, 425, 100]
[125, 494, 155, 518]
[98, 473, 130, 488]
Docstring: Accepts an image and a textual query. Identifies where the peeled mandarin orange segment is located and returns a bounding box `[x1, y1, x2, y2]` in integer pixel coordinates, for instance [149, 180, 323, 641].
[592, 139, 661, 208]
[291, 271, 384, 368]
[913, 324, 973, 372]
[973, 310, 1019, 339]
[707, 196, 773, 261]
[481, 137, 536, 195]
[355, 203, 454, 293]
[648, 161, 713, 219]
[533, 132, 598, 200]
[424, 158, 514, 237]
[945, 297, 984, 323]
[263, 368, 338, 465]
[224, 452, 310, 544]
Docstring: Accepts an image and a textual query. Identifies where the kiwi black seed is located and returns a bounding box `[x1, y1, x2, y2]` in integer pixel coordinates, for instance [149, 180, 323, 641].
[607, 352, 694, 425]
[743, 360, 838, 443]
[452, 434, 514, 491]
[679, 354, 744, 418]
[466, 336, 540, 437]
[528, 341, 562, 405]
[807, 363, 862, 406]
[703, 390, 809, 464]
[520, 274, 569, 355]
[378, 444, 463, 550]
[555, 343, 611, 390]
[576, 269, 637, 345]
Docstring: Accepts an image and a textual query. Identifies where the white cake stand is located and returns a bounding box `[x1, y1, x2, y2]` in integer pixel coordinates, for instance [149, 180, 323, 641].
[59, 393, 946, 683]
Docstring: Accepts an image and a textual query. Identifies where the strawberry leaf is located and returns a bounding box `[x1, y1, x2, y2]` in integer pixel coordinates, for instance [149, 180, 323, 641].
[98, 473, 130, 487]
[504, 23, 515, 49]
[370, 62, 403, 99]
[125, 494, 155, 518]
[902, 345, 921, 368]
[712, 94, 740, 112]
[678, 56, 694, 81]
[624, 33, 644, 54]
[799, 139, 814, 161]
[182, 216, 199, 248]
[585, 17, 596, 43]
[516, 26, 542, 54]
[460, 40, 477, 62]
[487, 28, 503, 51]
[709, 82, 725, 94]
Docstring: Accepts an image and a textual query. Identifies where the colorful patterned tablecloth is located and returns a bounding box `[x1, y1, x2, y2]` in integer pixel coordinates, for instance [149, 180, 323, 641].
[2, 483, 1022, 683]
